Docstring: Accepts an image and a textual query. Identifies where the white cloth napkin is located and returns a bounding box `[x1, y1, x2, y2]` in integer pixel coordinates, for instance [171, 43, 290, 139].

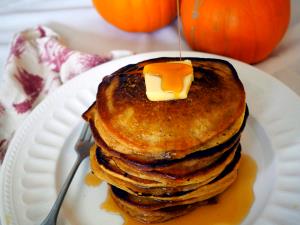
[0, 26, 132, 163]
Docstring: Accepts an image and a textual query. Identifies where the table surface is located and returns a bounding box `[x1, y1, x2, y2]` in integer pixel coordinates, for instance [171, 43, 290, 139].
[1, 0, 300, 97]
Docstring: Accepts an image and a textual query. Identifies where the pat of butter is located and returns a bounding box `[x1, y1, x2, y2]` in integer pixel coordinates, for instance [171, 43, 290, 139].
[143, 60, 194, 101]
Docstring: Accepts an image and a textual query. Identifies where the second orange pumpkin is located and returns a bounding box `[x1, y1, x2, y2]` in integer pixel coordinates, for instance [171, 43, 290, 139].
[93, 0, 177, 32]
[181, 0, 290, 64]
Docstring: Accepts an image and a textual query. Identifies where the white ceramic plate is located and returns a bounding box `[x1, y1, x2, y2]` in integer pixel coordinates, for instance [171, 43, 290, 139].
[1, 51, 300, 225]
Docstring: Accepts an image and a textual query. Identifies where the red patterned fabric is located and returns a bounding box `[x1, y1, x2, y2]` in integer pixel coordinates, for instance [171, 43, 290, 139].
[0, 26, 132, 163]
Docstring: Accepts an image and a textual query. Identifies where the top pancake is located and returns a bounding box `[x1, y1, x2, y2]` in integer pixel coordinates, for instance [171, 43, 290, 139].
[83, 57, 245, 160]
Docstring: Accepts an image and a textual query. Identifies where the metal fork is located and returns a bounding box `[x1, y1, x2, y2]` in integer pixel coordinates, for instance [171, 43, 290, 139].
[40, 122, 93, 225]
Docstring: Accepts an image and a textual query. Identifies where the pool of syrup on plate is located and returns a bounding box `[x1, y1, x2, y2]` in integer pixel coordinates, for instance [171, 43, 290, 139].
[85, 171, 102, 187]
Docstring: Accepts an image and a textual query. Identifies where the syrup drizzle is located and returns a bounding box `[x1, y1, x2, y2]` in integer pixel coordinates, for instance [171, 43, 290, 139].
[176, 0, 182, 60]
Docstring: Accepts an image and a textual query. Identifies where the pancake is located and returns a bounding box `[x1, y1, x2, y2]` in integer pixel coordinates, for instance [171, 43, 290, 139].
[90, 106, 248, 179]
[110, 147, 241, 207]
[96, 141, 238, 182]
[90, 144, 241, 197]
[111, 187, 208, 224]
[91, 143, 238, 187]
[109, 147, 241, 223]
[86, 104, 248, 166]
[100, 139, 238, 177]
[83, 57, 246, 161]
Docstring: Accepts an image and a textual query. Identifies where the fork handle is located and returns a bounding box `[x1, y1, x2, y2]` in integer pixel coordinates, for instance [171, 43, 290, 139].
[40, 156, 81, 225]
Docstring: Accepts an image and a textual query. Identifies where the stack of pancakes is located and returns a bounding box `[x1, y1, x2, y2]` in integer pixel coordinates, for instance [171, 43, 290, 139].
[83, 57, 248, 223]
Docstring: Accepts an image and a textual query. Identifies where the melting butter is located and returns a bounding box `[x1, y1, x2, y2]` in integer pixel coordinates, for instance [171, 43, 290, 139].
[143, 60, 193, 101]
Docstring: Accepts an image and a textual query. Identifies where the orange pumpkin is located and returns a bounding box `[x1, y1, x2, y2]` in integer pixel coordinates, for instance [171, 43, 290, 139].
[180, 0, 290, 64]
[92, 0, 177, 32]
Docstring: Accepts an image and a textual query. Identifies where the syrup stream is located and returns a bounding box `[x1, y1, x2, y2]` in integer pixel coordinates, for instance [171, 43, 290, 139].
[176, 0, 182, 60]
